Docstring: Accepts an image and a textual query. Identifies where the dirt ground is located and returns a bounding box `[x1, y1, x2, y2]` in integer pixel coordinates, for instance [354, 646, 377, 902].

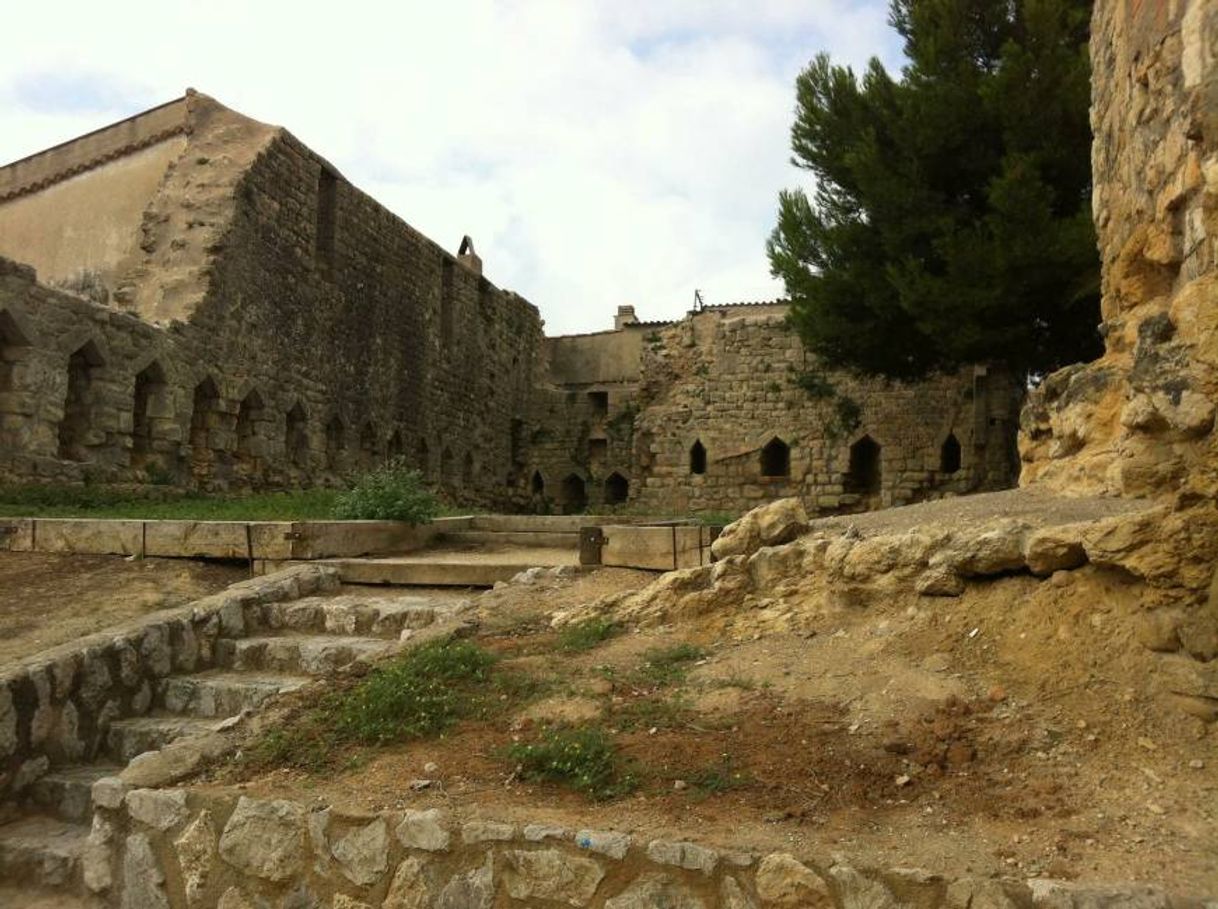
[218, 566, 1218, 895]
[0, 552, 247, 668]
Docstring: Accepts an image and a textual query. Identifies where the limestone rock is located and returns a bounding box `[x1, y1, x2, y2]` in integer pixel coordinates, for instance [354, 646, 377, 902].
[1023, 525, 1089, 576]
[395, 808, 451, 851]
[217, 889, 255, 909]
[574, 828, 631, 859]
[331, 817, 389, 886]
[126, 788, 189, 831]
[830, 863, 900, 909]
[945, 879, 1021, 909]
[384, 855, 432, 909]
[333, 896, 372, 909]
[436, 854, 494, 909]
[645, 839, 718, 874]
[712, 498, 808, 560]
[721, 877, 758, 909]
[218, 797, 305, 881]
[92, 776, 128, 810]
[503, 847, 605, 905]
[604, 873, 705, 909]
[916, 567, 965, 597]
[175, 810, 217, 907]
[930, 521, 1029, 577]
[755, 853, 832, 907]
[83, 814, 115, 894]
[121, 833, 169, 909]
[461, 819, 514, 843]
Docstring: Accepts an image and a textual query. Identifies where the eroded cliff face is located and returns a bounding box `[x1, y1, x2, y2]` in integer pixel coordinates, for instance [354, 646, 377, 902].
[1021, 0, 1218, 501]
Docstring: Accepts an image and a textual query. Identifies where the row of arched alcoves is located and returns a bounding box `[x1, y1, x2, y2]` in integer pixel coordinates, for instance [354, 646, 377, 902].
[685, 432, 963, 493]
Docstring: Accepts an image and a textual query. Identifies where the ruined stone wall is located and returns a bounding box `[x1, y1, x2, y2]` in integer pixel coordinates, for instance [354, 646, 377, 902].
[1021, 0, 1217, 500]
[0, 94, 544, 507]
[1018, 0, 1218, 641]
[530, 307, 1021, 518]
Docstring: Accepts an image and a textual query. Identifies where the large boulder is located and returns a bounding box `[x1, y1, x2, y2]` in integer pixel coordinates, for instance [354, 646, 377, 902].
[712, 498, 809, 561]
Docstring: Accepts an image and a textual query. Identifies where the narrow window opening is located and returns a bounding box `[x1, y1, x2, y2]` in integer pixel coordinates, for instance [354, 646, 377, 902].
[604, 472, 629, 505]
[0, 311, 28, 394]
[236, 390, 265, 471]
[441, 447, 455, 489]
[285, 403, 309, 469]
[940, 432, 962, 474]
[559, 474, 587, 513]
[131, 361, 167, 469]
[316, 168, 338, 274]
[416, 437, 430, 476]
[325, 416, 345, 470]
[531, 470, 545, 495]
[387, 429, 404, 460]
[359, 422, 379, 467]
[845, 435, 882, 495]
[689, 439, 707, 475]
[462, 452, 475, 486]
[189, 377, 222, 476]
[58, 342, 104, 462]
[440, 257, 455, 347]
[760, 437, 790, 478]
[588, 390, 609, 418]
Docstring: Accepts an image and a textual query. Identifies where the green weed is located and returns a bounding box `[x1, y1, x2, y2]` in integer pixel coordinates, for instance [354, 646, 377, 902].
[636, 643, 707, 686]
[557, 618, 620, 652]
[508, 726, 636, 800]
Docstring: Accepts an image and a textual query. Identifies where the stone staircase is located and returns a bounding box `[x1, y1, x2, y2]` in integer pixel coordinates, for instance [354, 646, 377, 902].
[303, 515, 590, 587]
[0, 591, 446, 904]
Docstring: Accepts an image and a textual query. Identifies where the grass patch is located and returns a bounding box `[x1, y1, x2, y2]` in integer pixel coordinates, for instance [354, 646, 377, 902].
[245, 638, 525, 772]
[507, 725, 636, 800]
[688, 755, 751, 795]
[0, 479, 472, 522]
[635, 643, 707, 687]
[557, 618, 620, 652]
[613, 693, 692, 731]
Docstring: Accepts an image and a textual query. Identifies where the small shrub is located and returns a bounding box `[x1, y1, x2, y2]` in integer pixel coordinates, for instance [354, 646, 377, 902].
[558, 619, 620, 652]
[508, 726, 636, 800]
[834, 395, 862, 435]
[332, 458, 439, 523]
[614, 694, 691, 731]
[636, 643, 707, 686]
[794, 369, 837, 400]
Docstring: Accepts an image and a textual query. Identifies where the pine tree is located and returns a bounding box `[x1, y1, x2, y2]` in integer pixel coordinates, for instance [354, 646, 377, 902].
[768, 0, 1100, 380]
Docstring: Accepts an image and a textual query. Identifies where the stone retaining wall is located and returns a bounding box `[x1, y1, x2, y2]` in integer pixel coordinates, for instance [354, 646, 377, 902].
[0, 565, 339, 805]
[84, 785, 1186, 909]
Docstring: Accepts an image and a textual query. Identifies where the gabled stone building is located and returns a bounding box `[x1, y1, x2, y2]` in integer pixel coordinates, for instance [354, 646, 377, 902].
[0, 91, 1020, 515]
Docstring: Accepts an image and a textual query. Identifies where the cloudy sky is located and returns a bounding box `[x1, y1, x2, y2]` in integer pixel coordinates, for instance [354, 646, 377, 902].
[0, 1, 903, 335]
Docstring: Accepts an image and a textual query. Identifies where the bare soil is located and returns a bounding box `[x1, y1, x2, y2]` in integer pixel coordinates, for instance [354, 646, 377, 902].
[0, 552, 246, 668]
[216, 566, 1217, 895]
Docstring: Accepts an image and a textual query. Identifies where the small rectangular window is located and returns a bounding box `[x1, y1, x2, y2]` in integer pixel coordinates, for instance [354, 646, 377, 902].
[315, 169, 337, 274]
[440, 258, 455, 346]
[588, 391, 609, 417]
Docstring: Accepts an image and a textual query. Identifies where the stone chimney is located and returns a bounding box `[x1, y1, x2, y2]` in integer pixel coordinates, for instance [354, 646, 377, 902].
[615, 305, 638, 330]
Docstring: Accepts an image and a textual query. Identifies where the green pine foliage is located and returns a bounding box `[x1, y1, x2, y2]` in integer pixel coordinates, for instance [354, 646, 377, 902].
[768, 0, 1100, 380]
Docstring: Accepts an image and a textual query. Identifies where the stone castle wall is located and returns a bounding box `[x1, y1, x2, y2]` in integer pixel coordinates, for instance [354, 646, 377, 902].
[0, 94, 543, 507]
[529, 308, 1021, 517]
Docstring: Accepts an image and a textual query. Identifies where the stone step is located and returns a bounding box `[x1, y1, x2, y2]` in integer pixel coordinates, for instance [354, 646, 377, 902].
[313, 557, 574, 587]
[0, 813, 88, 891]
[254, 596, 439, 638]
[27, 765, 121, 823]
[155, 670, 309, 718]
[213, 634, 390, 675]
[105, 715, 218, 763]
[438, 530, 579, 548]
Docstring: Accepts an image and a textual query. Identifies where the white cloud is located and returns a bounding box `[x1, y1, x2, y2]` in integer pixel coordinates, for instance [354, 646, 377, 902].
[0, 0, 902, 335]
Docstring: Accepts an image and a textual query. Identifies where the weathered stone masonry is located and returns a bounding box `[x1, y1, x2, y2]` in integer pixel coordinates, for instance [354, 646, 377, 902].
[530, 304, 1021, 516]
[0, 92, 542, 505]
[0, 91, 1021, 515]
